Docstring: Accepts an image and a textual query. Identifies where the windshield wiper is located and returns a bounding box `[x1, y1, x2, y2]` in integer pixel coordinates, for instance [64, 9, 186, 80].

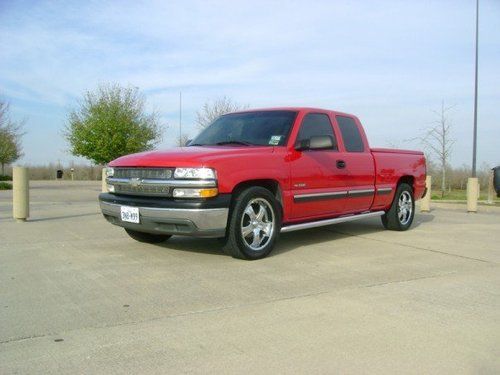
[215, 141, 255, 146]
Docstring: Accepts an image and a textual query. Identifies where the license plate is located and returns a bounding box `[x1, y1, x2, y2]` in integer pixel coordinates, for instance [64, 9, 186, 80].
[120, 206, 140, 223]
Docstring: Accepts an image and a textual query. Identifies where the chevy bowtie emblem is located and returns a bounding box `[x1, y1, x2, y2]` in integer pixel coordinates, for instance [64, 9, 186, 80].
[129, 178, 142, 187]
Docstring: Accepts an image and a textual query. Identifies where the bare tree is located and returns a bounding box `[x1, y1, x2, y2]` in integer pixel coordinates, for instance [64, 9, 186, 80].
[176, 133, 190, 147]
[195, 96, 248, 130]
[419, 102, 455, 197]
[0, 100, 25, 175]
[449, 164, 470, 191]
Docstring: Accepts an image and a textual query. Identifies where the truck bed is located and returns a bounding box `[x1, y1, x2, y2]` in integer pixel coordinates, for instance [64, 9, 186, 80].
[371, 147, 424, 155]
[370, 147, 426, 211]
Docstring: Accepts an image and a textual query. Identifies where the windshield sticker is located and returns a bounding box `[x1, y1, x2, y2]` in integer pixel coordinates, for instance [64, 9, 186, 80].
[269, 135, 282, 145]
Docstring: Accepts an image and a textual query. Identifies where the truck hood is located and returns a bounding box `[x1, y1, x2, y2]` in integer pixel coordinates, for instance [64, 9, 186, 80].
[109, 146, 276, 168]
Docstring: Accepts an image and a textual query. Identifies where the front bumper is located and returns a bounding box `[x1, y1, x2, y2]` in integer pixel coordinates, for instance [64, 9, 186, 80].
[98, 193, 230, 238]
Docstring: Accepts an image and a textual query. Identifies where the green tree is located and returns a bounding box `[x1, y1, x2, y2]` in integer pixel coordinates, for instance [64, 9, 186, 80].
[65, 84, 163, 165]
[0, 100, 24, 175]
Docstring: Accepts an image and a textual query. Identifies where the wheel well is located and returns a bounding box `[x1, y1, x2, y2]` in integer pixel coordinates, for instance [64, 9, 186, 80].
[398, 175, 415, 191]
[230, 179, 284, 214]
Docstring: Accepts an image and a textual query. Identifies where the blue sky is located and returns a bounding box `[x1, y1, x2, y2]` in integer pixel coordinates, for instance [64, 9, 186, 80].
[1, 0, 499, 167]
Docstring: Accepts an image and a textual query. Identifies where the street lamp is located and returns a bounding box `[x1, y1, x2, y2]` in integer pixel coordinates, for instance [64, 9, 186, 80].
[179, 91, 182, 146]
[467, 0, 480, 212]
[472, 0, 479, 177]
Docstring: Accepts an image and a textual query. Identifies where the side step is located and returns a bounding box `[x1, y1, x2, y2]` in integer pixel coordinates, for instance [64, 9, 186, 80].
[280, 211, 384, 233]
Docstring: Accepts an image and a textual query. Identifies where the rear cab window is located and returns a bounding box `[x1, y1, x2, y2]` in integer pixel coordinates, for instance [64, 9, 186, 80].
[296, 113, 338, 150]
[336, 116, 364, 152]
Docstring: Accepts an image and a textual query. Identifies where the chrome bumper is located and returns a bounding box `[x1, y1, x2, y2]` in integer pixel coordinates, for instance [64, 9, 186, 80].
[99, 201, 228, 238]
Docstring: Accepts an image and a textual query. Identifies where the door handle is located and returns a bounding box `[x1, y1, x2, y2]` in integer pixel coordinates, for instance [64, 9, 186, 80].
[336, 160, 346, 169]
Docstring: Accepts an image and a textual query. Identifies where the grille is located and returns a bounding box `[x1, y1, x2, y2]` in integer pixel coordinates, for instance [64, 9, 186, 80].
[114, 184, 170, 196]
[114, 168, 173, 180]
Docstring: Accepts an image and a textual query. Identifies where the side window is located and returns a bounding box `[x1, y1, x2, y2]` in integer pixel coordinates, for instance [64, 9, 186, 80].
[296, 113, 338, 150]
[336, 116, 364, 152]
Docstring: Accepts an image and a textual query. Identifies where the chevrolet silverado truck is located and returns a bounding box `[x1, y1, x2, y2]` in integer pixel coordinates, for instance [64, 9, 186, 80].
[99, 108, 426, 260]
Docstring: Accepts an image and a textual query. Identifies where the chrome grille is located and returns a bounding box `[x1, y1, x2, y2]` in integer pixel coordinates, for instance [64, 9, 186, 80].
[114, 184, 170, 196]
[107, 167, 216, 198]
[114, 168, 173, 180]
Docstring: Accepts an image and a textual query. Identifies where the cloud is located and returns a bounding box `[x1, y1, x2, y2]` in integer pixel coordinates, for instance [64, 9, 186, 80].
[0, 0, 499, 166]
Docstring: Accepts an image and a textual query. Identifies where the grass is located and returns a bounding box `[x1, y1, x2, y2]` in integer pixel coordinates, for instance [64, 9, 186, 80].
[431, 189, 499, 201]
[0, 182, 12, 190]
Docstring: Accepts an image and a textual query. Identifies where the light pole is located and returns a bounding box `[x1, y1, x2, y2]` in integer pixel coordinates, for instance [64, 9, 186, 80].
[179, 91, 182, 146]
[472, 0, 479, 177]
[467, 0, 480, 213]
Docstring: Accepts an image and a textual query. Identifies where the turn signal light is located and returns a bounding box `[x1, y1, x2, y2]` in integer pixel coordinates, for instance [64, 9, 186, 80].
[172, 188, 218, 198]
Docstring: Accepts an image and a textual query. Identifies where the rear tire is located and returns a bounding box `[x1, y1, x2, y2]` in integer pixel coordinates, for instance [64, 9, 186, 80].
[125, 229, 171, 243]
[223, 187, 281, 260]
[381, 183, 415, 231]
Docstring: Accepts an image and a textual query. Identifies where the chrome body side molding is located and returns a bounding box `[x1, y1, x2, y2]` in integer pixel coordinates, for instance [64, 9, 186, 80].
[294, 191, 348, 202]
[347, 188, 375, 197]
[376, 187, 393, 195]
[293, 188, 377, 202]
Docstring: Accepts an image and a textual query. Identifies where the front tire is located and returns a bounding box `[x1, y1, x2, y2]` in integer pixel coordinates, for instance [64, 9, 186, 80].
[381, 183, 415, 231]
[223, 187, 282, 260]
[125, 229, 172, 243]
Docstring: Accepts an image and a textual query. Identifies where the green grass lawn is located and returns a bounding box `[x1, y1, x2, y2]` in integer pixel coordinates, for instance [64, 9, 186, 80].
[431, 189, 499, 201]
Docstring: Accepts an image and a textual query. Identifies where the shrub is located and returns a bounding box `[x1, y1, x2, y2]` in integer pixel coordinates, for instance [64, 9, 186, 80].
[0, 181, 12, 190]
[0, 174, 12, 181]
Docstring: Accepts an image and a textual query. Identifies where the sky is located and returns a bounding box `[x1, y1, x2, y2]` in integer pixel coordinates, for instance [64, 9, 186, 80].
[0, 0, 499, 168]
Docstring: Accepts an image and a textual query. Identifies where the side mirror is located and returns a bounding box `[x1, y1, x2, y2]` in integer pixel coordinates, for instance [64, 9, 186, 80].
[295, 135, 335, 151]
[294, 139, 310, 151]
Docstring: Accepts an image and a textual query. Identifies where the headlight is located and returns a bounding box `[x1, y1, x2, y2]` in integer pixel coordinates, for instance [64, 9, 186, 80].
[174, 167, 215, 179]
[106, 167, 114, 177]
[173, 188, 218, 198]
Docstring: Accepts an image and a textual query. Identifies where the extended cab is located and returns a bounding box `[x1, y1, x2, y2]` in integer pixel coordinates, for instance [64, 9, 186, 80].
[99, 108, 426, 259]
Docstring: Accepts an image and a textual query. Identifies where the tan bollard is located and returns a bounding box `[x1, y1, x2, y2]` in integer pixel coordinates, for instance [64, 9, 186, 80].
[487, 170, 495, 204]
[467, 177, 478, 213]
[13, 167, 29, 222]
[101, 167, 107, 193]
[420, 175, 432, 212]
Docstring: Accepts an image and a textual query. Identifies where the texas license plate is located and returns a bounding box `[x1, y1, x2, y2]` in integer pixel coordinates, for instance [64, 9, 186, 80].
[120, 206, 140, 223]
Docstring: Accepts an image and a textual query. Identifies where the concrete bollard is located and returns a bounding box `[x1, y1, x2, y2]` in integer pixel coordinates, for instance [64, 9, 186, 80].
[420, 175, 432, 212]
[13, 167, 29, 222]
[102, 167, 107, 193]
[487, 170, 495, 204]
[467, 177, 478, 213]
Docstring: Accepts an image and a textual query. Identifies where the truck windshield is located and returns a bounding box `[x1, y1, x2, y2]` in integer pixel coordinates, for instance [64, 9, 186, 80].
[189, 110, 297, 147]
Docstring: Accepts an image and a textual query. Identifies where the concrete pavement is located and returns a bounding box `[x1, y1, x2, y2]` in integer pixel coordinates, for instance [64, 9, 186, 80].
[1, 181, 499, 374]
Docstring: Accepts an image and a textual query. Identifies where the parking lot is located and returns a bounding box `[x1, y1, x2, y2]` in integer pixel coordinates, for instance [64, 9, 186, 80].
[1, 181, 499, 374]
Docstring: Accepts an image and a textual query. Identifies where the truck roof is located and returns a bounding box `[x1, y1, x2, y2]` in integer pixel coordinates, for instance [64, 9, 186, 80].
[229, 107, 357, 118]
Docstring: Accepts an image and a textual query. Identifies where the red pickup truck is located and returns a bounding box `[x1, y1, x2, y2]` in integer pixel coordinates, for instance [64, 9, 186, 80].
[99, 108, 426, 260]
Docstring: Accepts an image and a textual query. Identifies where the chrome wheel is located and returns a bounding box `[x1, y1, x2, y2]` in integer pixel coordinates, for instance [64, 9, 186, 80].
[398, 191, 413, 225]
[240, 198, 275, 251]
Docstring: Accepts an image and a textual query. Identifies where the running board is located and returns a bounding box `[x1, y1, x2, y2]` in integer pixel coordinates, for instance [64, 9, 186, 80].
[280, 211, 384, 233]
